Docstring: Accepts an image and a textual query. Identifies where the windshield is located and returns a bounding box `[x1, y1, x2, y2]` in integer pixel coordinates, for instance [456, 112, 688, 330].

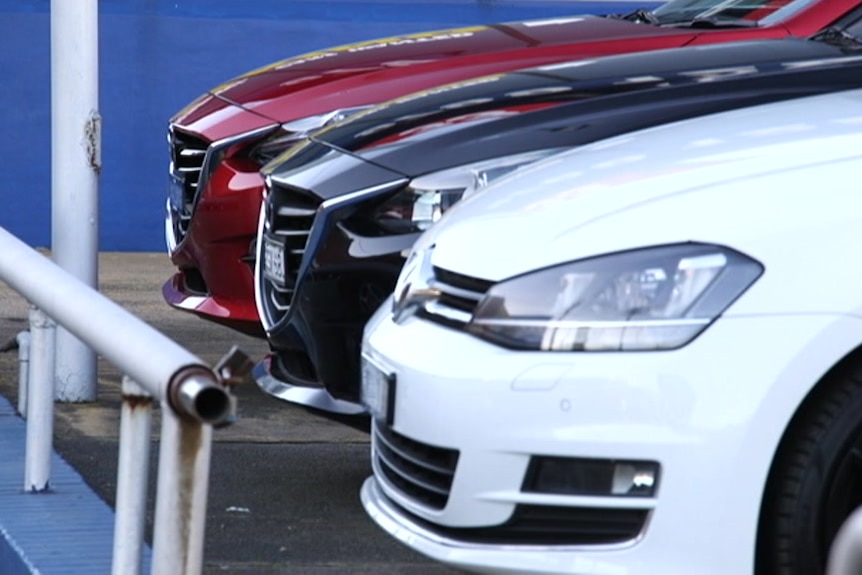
[651, 0, 816, 26]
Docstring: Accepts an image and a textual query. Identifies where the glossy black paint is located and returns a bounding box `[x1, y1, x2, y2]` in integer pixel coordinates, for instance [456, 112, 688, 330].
[260, 35, 862, 407]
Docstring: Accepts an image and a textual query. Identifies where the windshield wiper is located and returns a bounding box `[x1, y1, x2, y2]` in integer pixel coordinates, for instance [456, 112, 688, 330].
[812, 26, 862, 48]
[605, 8, 659, 25]
[687, 17, 759, 29]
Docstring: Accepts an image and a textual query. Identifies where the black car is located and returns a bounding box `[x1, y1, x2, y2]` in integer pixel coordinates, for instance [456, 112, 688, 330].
[254, 19, 862, 417]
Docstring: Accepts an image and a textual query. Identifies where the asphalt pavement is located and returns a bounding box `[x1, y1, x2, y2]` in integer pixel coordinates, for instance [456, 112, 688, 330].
[0, 252, 460, 575]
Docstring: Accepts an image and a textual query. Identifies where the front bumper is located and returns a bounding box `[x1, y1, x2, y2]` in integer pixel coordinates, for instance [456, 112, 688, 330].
[256, 156, 415, 406]
[165, 157, 267, 337]
[359, 307, 859, 575]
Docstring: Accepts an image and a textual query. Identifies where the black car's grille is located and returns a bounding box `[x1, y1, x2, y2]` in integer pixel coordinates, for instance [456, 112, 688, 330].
[419, 266, 494, 327]
[168, 128, 209, 241]
[260, 183, 321, 323]
[390, 495, 649, 546]
[373, 422, 459, 510]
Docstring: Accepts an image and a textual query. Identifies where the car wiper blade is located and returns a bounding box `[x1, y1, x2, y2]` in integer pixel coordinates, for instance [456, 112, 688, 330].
[687, 17, 759, 29]
[811, 26, 862, 48]
[605, 8, 659, 25]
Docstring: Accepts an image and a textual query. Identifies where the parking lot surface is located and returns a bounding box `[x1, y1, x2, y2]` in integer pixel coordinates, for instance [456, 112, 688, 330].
[0, 252, 459, 574]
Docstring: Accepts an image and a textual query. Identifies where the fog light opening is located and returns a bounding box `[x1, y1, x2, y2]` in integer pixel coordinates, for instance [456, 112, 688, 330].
[524, 456, 659, 497]
[612, 463, 658, 496]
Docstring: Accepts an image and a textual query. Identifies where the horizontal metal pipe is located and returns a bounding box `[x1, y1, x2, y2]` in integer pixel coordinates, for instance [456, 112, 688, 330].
[0, 227, 216, 413]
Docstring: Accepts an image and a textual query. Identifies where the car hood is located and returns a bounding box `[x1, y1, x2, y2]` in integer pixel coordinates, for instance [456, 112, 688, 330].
[263, 38, 855, 185]
[421, 88, 862, 283]
[170, 92, 278, 143]
[175, 15, 708, 138]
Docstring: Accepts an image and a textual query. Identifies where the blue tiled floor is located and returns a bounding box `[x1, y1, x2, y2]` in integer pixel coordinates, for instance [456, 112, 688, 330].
[0, 395, 151, 574]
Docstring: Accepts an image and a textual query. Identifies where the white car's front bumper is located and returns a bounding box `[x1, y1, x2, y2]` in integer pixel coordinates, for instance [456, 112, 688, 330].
[359, 305, 862, 575]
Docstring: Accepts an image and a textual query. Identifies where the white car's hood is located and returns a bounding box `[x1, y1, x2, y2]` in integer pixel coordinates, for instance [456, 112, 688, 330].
[421, 88, 862, 284]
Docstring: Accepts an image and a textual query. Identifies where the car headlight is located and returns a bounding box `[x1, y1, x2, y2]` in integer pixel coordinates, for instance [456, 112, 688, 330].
[249, 106, 374, 165]
[371, 148, 565, 235]
[466, 243, 763, 351]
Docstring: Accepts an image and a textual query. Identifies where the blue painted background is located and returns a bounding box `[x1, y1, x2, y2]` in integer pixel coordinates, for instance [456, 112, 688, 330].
[1, 0, 651, 251]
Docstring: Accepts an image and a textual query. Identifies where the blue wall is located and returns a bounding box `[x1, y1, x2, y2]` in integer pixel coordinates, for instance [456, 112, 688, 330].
[1, 0, 650, 251]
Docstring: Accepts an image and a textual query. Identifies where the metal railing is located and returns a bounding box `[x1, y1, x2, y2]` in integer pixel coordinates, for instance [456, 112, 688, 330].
[0, 226, 250, 575]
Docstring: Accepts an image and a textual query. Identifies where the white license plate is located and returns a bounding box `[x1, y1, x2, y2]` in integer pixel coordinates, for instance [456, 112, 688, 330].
[263, 238, 286, 285]
[361, 354, 395, 422]
[168, 175, 185, 212]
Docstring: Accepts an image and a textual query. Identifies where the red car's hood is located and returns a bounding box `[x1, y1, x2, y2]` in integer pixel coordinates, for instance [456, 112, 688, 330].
[174, 16, 705, 138]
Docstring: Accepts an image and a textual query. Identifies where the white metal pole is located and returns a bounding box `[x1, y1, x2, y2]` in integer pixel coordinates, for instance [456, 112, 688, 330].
[112, 376, 153, 575]
[24, 307, 56, 492]
[16, 330, 31, 417]
[51, 0, 101, 401]
[151, 408, 213, 575]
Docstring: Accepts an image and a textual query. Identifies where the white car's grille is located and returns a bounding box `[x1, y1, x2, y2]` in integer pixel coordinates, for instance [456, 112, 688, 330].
[419, 266, 493, 327]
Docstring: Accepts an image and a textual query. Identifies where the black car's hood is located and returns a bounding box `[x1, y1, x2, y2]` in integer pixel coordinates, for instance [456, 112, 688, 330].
[263, 37, 862, 198]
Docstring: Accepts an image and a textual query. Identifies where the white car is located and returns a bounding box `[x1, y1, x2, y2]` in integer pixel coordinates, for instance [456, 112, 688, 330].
[358, 88, 862, 575]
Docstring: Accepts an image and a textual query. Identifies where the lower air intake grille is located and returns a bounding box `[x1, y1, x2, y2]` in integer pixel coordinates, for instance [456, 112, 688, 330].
[394, 498, 649, 546]
[373, 422, 459, 510]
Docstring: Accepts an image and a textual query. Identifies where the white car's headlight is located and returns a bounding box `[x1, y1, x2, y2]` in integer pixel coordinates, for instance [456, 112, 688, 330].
[371, 148, 565, 234]
[467, 243, 763, 351]
[249, 106, 374, 165]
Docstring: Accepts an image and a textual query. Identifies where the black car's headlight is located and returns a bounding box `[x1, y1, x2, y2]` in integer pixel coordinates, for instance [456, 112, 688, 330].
[249, 106, 374, 165]
[466, 243, 763, 351]
[371, 149, 565, 235]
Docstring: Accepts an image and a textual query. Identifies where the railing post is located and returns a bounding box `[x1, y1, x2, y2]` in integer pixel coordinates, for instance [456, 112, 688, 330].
[112, 376, 153, 575]
[151, 392, 214, 575]
[16, 330, 31, 417]
[24, 306, 56, 492]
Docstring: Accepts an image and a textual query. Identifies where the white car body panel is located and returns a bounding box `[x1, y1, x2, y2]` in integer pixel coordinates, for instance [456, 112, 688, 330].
[360, 89, 862, 574]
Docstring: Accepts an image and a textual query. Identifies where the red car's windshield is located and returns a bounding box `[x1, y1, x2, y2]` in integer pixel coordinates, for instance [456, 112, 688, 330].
[652, 0, 813, 25]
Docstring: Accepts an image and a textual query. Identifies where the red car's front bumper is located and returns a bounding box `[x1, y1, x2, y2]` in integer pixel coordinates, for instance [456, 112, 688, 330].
[165, 154, 266, 337]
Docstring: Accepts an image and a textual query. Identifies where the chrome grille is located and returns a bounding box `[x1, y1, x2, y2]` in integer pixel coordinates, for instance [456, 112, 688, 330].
[420, 266, 494, 327]
[373, 422, 459, 510]
[168, 127, 208, 242]
[260, 183, 320, 325]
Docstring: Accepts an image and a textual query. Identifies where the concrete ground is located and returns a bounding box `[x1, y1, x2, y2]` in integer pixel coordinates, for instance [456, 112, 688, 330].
[0, 252, 459, 574]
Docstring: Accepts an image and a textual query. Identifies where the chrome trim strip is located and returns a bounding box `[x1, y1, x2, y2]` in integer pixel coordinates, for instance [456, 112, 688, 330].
[421, 300, 472, 324]
[428, 280, 484, 301]
[471, 318, 712, 328]
[276, 206, 317, 217]
[164, 198, 178, 254]
[252, 360, 366, 415]
[254, 203, 272, 331]
[318, 179, 411, 212]
[361, 475, 648, 553]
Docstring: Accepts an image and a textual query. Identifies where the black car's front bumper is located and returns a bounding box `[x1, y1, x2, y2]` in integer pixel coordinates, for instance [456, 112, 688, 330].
[255, 143, 414, 411]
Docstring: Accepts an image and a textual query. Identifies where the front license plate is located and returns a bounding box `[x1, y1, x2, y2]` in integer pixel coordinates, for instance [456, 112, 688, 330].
[168, 175, 185, 213]
[361, 354, 395, 423]
[263, 238, 286, 285]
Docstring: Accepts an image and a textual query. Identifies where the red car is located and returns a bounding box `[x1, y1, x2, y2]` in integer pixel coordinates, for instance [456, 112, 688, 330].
[164, 0, 858, 336]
